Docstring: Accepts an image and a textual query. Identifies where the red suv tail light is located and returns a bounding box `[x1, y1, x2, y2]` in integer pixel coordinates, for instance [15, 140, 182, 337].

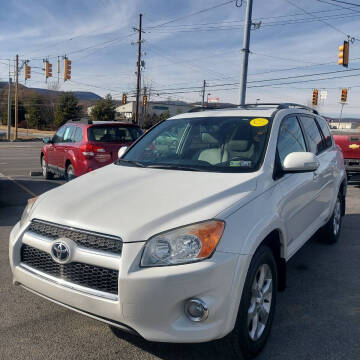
[80, 144, 106, 157]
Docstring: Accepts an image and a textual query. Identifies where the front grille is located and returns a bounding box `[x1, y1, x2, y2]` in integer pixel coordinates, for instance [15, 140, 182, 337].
[28, 220, 122, 255]
[21, 244, 118, 295]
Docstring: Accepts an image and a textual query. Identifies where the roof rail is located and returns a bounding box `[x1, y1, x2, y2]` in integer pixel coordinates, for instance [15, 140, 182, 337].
[66, 118, 93, 125]
[240, 103, 319, 115]
[187, 105, 237, 113]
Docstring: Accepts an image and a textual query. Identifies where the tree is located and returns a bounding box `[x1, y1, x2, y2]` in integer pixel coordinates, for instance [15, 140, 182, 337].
[54, 92, 81, 127]
[90, 94, 116, 121]
[159, 110, 170, 121]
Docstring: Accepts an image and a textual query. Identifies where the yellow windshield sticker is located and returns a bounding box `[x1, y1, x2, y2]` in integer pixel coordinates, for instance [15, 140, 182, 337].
[250, 118, 269, 127]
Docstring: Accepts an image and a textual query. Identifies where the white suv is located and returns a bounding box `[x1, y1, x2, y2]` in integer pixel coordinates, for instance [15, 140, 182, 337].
[9, 103, 346, 359]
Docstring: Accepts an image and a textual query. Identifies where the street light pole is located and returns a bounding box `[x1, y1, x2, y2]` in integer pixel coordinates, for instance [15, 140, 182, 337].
[239, 0, 253, 106]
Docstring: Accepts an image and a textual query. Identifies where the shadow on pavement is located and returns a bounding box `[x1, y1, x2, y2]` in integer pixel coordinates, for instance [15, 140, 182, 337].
[0, 178, 61, 226]
[110, 328, 229, 360]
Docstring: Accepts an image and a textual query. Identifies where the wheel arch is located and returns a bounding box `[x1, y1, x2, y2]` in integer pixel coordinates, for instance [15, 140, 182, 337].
[339, 179, 347, 216]
[260, 229, 286, 291]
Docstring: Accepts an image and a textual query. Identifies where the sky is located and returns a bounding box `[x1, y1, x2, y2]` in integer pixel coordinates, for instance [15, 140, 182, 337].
[1, 0, 360, 117]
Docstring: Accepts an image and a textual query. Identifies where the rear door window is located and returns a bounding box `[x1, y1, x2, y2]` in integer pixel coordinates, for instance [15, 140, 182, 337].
[72, 127, 83, 143]
[316, 116, 332, 149]
[88, 126, 142, 142]
[299, 115, 325, 155]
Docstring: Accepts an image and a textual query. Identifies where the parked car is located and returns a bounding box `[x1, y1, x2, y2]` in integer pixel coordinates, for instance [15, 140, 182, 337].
[41, 119, 143, 180]
[331, 127, 360, 178]
[10, 104, 346, 359]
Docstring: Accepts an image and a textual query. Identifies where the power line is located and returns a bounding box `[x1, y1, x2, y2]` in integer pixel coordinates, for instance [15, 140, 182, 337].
[325, 0, 360, 7]
[284, 0, 350, 37]
[144, 6, 354, 30]
[146, 0, 236, 29]
[145, 12, 360, 33]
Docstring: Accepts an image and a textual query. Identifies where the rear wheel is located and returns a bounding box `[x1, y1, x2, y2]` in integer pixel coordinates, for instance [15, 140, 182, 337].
[65, 163, 76, 181]
[320, 193, 343, 244]
[223, 246, 277, 359]
[41, 156, 53, 180]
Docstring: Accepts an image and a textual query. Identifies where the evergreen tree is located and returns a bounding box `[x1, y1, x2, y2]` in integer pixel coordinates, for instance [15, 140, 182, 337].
[54, 92, 81, 127]
[90, 94, 116, 121]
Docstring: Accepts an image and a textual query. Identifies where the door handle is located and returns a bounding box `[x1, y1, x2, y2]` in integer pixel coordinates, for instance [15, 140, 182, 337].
[313, 172, 319, 181]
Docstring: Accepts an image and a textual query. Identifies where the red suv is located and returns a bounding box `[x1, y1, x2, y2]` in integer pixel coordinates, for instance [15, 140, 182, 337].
[41, 119, 143, 180]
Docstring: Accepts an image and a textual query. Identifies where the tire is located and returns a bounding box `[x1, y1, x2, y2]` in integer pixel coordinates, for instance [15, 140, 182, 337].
[222, 246, 278, 359]
[41, 156, 53, 180]
[65, 163, 76, 181]
[320, 193, 343, 244]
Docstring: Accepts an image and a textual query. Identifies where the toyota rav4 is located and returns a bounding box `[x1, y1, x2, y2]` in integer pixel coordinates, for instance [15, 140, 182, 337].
[10, 103, 346, 359]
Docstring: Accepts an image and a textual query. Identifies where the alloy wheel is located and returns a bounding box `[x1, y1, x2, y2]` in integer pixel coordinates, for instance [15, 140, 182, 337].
[247, 263, 273, 341]
[333, 198, 341, 236]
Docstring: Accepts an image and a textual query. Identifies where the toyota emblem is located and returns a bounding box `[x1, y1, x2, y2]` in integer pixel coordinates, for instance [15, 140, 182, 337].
[51, 240, 71, 264]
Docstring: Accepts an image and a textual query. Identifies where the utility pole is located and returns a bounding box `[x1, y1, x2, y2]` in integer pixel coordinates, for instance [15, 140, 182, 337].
[7, 63, 12, 141]
[57, 56, 60, 84]
[239, 0, 253, 106]
[134, 13, 143, 125]
[201, 80, 206, 107]
[14, 54, 19, 140]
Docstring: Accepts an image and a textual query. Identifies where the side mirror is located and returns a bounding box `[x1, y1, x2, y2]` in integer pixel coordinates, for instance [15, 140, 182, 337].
[43, 137, 52, 144]
[118, 146, 128, 159]
[282, 152, 319, 173]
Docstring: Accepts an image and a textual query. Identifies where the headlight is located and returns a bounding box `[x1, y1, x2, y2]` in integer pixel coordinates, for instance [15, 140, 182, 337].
[20, 196, 38, 227]
[141, 220, 225, 267]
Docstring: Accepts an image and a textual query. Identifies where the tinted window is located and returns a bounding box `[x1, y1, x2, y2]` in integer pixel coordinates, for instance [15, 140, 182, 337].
[53, 126, 66, 143]
[63, 126, 74, 142]
[277, 116, 306, 166]
[299, 116, 324, 155]
[73, 127, 83, 142]
[316, 116, 332, 148]
[88, 126, 142, 143]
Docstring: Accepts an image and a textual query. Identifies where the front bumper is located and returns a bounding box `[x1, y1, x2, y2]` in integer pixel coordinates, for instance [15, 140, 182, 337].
[9, 222, 247, 343]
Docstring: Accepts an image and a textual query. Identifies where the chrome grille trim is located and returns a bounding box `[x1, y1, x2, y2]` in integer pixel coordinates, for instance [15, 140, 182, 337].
[29, 219, 123, 255]
[21, 244, 119, 298]
[20, 264, 118, 301]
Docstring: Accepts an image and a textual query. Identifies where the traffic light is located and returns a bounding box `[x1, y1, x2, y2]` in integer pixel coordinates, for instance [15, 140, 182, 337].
[45, 61, 52, 78]
[341, 88, 348, 103]
[24, 65, 31, 80]
[142, 95, 147, 107]
[312, 89, 319, 106]
[64, 58, 72, 81]
[338, 41, 349, 67]
[122, 93, 127, 104]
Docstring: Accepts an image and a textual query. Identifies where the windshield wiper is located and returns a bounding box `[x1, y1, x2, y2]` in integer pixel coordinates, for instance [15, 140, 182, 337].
[147, 164, 204, 171]
[116, 159, 147, 167]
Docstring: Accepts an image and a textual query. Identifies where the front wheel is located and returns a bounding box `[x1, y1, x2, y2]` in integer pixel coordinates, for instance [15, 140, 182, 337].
[41, 156, 53, 180]
[223, 246, 278, 359]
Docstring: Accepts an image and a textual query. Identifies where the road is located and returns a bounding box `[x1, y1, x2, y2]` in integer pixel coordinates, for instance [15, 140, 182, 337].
[1, 141, 360, 360]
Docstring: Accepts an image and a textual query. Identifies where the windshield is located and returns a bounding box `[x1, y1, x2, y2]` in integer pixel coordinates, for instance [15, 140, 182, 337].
[119, 116, 272, 172]
[88, 126, 142, 143]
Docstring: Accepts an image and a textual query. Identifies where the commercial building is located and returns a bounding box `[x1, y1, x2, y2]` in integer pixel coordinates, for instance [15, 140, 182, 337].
[115, 101, 194, 121]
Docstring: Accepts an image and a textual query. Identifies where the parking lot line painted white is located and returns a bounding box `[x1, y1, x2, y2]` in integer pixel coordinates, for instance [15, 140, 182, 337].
[0, 172, 37, 197]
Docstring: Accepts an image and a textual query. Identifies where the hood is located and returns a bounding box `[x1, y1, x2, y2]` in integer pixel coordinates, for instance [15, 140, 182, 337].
[32, 164, 258, 242]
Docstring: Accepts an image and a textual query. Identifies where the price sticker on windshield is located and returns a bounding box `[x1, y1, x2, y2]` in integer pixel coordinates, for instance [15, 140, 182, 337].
[250, 118, 269, 127]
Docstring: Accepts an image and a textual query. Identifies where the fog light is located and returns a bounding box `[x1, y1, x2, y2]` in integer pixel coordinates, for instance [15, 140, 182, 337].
[184, 299, 208, 322]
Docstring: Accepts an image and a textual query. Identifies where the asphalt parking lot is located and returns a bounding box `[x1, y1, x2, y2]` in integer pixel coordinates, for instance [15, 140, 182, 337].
[1, 141, 360, 360]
